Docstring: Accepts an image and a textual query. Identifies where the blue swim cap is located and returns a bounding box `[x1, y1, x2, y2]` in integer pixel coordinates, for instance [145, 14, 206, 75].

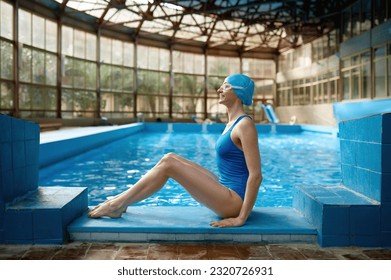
[226, 74, 254, 106]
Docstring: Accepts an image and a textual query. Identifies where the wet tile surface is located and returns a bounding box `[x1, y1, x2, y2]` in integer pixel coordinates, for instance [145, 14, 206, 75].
[1, 242, 391, 260]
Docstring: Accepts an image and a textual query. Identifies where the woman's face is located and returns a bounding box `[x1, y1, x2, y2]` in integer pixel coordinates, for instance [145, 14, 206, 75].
[217, 81, 238, 106]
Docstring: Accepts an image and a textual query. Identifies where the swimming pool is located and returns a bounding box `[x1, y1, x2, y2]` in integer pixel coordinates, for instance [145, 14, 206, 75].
[39, 131, 341, 207]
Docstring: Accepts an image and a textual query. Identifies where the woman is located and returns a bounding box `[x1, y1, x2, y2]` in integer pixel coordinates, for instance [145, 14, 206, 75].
[88, 74, 262, 228]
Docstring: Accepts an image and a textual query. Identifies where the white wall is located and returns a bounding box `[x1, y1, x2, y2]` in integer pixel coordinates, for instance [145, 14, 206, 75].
[276, 104, 336, 126]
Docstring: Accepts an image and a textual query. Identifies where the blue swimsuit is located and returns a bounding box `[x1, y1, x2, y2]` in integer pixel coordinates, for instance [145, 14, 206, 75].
[215, 115, 251, 200]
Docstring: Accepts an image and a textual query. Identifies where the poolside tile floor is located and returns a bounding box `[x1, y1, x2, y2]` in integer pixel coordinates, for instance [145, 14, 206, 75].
[68, 207, 317, 244]
[1, 242, 391, 260]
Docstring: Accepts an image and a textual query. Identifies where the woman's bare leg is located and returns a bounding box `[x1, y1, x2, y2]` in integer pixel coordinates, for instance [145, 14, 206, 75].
[88, 153, 242, 219]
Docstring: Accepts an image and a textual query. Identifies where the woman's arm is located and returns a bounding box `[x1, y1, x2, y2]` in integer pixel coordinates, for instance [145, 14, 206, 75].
[210, 118, 262, 227]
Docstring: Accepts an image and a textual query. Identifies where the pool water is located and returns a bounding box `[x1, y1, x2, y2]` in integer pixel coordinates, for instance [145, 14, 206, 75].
[39, 132, 341, 207]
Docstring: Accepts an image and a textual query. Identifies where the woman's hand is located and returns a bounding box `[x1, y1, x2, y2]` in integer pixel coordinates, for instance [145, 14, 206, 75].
[209, 217, 246, 228]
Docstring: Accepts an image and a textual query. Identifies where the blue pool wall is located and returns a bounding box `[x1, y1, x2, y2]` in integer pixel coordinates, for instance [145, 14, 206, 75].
[333, 98, 391, 123]
[40, 123, 144, 168]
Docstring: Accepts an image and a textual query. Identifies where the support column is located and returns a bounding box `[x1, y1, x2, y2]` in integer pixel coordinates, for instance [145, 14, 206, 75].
[12, 0, 19, 118]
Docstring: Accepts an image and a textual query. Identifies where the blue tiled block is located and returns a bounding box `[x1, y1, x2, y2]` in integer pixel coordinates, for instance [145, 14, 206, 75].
[380, 203, 391, 231]
[0, 199, 4, 227]
[4, 187, 88, 244]
[24, 121, 39, 140]
[350, 205, 380, 235]
[25, 164, 38, 193]
[12, 141, 25, 169]
[382, 173, 391, 203]
[341, 164, 359, 192]
[11, 118, 25, 141]
[4, 209, 33, 242]
[350, 235, 381, 247]
[382, 144, 391, 173]
[25, 139, 39, 166]
[380, 231, 391, 246]
[0, 114, 12, 142]
[342, 164, 381, 201]
[356, 168, 382, 202]
[339, 140, 356, 166]
[359, 115, 382, 143]
[356, 142, 381, 172]
[13, 167, 27, 197]
[382, 113, 391, 144]
[33, 209, 63, 240]
[307, 196, 323, 230]
[0, 142, 12, 171]
[320, 235, 350, 247]
[341, 163, 355, 182]
[339, 114, 382, 143]
[322, 205, 350, 235]
[62, 192, 88, 226]
[1, 170, 14, 202]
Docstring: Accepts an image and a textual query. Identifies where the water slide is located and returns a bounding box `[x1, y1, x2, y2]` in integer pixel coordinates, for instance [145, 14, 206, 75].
[261, 104, 280, 124]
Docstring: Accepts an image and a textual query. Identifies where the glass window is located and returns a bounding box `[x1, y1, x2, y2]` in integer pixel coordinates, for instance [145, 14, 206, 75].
[74, 30, 85, 59]
[20, 47, 31, 83]
[86, 33, 97, 61]
[46, 20, 57, 53]
[138, 45, 169, 71]
[351, 67, 360, 99]
[19, 9, 31, 45]
[123, 42, 134, 67]
[173, 51, 205, 75]
[62, 57, 96, 90]
[361, 52, 371, 98]
[0, 1, 13, 40]
[0, 40, 13, 80]
[112, 39, 123, 65]
[208, 56, 239, 76]
[32, 50, 45, 84]
[159, 48, 170, 72]
[342, 70, 350, 100]
[374, 46, 386, 98]
[100, 37, 112, 63]
[101, 92, 133, 116]
[32, 15, 45, 49]
[243, 58, 275, 79]
[374, 59, 386, 98]
[0, 82, 14, 111]
[61, 89, 97, 118]
[19, 85, 57, 118]
[137, 95, 169, 118]
[62, 26, 73, 56]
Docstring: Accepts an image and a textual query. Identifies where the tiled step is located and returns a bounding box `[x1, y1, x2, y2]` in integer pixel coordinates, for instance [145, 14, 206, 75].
[4, 186, 88, 244]
[68, 206, 317, 243]
[293, 184, 381, 247]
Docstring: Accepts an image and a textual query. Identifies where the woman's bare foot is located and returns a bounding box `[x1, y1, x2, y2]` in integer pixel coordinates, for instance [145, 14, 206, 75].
[88, 200, 127, 218]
